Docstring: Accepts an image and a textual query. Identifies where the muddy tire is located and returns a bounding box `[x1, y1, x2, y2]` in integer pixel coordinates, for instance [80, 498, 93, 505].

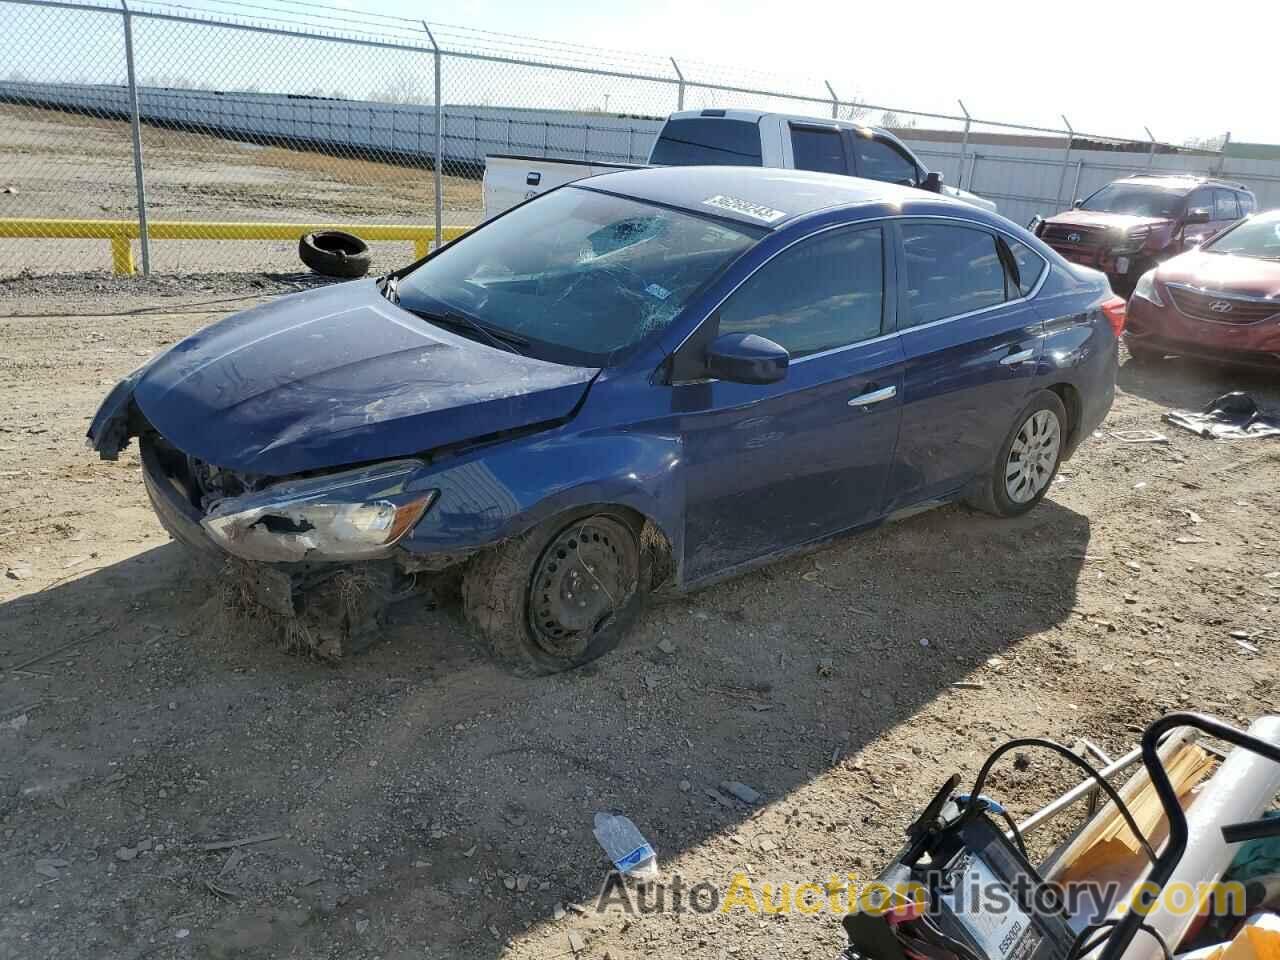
[462, 509, 649, 676]
[967, 391, 1067, 518]
[298, 231, 372, 279]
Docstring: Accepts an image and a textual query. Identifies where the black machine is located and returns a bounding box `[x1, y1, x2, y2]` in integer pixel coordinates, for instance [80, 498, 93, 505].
[844, 714, 1280, 960]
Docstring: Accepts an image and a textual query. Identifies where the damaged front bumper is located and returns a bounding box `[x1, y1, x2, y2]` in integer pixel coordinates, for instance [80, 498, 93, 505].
[133, 431, 471, 656]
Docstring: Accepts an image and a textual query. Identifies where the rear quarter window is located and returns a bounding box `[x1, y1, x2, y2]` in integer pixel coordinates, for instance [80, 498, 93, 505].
[649, 118, 763, 167]
[1005, 238, 1046, 298]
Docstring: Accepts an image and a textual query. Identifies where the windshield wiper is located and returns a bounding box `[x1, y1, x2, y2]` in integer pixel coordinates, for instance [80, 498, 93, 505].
[407, 306, 529, 356]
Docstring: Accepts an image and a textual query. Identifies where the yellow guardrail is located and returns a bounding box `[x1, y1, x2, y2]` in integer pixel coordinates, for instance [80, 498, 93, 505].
[0, 218, 470, 275]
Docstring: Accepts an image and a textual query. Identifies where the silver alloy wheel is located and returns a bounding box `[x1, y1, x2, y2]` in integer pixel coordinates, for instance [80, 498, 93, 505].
[1005, 409, 1062, 503]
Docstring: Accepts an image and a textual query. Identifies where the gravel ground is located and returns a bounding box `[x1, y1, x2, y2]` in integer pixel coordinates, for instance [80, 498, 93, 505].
[1, 278, 1278, 960]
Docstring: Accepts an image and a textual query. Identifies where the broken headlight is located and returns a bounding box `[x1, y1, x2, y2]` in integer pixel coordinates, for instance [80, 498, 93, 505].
[200, 460, 436, 563]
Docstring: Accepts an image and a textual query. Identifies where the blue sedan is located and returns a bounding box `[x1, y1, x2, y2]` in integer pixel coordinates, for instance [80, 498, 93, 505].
[89, 166, 1121, 672]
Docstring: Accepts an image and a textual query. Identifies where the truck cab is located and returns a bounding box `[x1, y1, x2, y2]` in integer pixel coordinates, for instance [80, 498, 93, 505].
[481, 109, 997, 222]
[648, 109, 998, 213]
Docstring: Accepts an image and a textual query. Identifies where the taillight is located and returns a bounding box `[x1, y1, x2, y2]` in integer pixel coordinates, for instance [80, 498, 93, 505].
[1101, 296, 1126, 336]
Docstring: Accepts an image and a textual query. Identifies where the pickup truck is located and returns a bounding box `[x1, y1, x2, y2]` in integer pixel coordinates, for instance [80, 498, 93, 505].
[483, 108, 997, 220]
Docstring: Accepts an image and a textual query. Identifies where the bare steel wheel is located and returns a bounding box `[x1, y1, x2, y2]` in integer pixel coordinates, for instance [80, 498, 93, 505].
[528, 517, 634, 659]
[967, 391, 1067, 518]
[1005, 409, 1061, 504]
[462, 509, 648, 676]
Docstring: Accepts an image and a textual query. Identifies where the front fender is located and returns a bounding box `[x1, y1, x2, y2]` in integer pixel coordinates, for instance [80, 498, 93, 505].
[87, 371, 144, 459]
[402, 429, 687, 580]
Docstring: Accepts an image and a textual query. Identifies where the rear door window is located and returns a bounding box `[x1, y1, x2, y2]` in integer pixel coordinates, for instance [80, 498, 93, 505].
[717, 226, 885, 357]
[790, 125, 847, 175]
[1214, 189, 1240, 220]
[1238, 192, 1256, 215]
[852, 137, 920, 186]
[648, 118, 763, 167]
[901, 222, 1006, 327]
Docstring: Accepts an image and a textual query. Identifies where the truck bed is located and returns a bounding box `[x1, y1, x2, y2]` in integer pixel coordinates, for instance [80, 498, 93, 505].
[482, 154, 647, 221]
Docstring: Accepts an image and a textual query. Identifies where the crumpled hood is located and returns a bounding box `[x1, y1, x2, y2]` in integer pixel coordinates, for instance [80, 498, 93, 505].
[127, 280, 599, 475]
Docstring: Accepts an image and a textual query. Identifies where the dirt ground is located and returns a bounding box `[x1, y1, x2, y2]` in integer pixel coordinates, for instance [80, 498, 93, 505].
[0, 105, 483, 276]
[1, 275, 1278, 960]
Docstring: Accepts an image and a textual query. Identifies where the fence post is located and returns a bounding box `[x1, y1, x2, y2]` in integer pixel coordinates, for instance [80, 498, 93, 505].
[1056, 114, 1075, 206]
[1071, 159, 1083, 208]
[1217, 131, 1232, 175]
[1144, 126, 1156, 169]
[957, 99, 971, 191]
[423, 22, 443, 250]
[120, 0, 151, 276]
[824, 81, 839, 120]
[670, 57, 685, 111]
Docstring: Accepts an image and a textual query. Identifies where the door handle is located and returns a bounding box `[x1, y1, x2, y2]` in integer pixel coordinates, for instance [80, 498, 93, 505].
[848, 385, 897, 407]
[1000, 348, 1035, 366]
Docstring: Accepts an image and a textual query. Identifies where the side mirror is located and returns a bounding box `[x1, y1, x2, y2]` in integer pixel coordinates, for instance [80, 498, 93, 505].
[1185, 207, 1212, 224]
[705, 332, 788, 385]
[922, 171, 943, 193]
[1072, 199, 1083, 209]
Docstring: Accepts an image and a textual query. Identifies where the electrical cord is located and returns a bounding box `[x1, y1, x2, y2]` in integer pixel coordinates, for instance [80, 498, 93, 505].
[960, 738, 1159, 867]
[995, 806, 1029, 860]
[1067, 917, 1173, 960]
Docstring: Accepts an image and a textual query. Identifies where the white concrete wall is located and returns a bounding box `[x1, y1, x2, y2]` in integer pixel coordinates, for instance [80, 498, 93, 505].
[4, 80, 1279, 229]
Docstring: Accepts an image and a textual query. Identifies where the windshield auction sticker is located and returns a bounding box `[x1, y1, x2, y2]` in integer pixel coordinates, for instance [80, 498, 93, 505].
[702, 195, 787, 223]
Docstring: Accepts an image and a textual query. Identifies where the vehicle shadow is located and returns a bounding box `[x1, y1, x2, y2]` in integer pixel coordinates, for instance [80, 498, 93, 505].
[1117, 352, 1280, 413]
[0, 498, 1090, 958]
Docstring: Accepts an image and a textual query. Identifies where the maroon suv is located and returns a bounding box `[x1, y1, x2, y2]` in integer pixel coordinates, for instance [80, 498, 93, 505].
[1126, 208, 1280, 369]
[1033, 175, 1257, 295]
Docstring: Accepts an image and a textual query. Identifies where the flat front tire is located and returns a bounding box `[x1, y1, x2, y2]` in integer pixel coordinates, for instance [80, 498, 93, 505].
[969, 391, 1067, 518]
[462, 509, 648, 676]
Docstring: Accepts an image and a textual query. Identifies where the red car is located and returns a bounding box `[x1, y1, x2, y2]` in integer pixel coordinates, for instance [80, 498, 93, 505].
[1033, 175, 1256, 296]
[1125, 209, 1280, 368]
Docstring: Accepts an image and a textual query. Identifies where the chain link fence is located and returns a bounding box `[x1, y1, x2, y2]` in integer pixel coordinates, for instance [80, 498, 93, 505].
[0, 0, 1271, 279]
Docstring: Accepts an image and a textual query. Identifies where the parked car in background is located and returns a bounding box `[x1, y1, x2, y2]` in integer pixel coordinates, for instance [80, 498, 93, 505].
[1126, 208, 1280, 369]
[1031, 175, 1256, 296]
[91, 167, 1118, 674]
[482, 109, 997, 221]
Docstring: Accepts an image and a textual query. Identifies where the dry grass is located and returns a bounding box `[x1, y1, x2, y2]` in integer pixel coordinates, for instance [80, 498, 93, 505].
[0, 102, 484, 212]
[213, 557, 388, 661]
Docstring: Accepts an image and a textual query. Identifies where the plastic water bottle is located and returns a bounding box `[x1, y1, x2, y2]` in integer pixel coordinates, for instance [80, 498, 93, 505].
[592, 812, 658, 880]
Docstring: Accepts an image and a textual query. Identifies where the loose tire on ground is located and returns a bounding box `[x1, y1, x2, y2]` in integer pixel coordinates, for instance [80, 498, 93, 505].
[462, 508, 649, 676]
[298, 231, 372, 279]
[968, 390, 1068, 518]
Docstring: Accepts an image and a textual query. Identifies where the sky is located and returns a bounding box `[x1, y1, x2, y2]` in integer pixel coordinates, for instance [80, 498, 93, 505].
[374, 0, 1276, 146]
[5, 0, 1277, 146]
